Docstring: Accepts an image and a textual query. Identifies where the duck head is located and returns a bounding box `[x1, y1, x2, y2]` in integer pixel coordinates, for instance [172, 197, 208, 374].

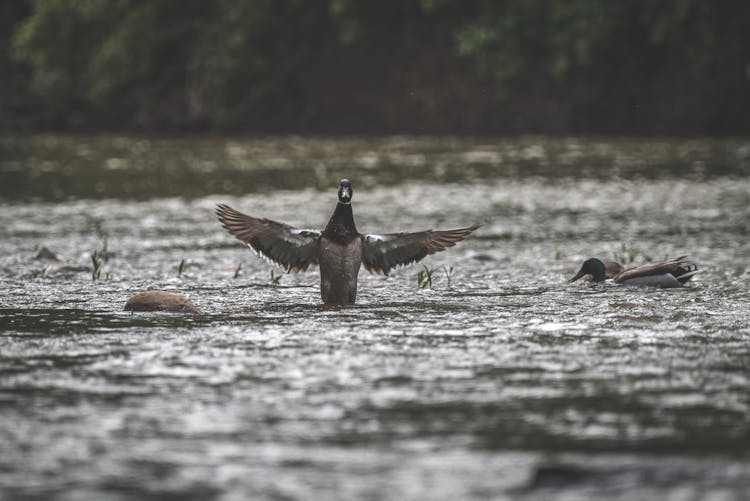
[338, 179, 353, 204]
[569, 258, 607, 283]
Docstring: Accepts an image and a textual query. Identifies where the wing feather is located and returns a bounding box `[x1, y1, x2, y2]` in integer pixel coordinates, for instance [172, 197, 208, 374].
[216, 204, 320, 272]
[362, 225, 479, 275]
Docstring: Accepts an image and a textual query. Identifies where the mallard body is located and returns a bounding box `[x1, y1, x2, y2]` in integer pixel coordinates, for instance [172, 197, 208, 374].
[613, 257, 698, 287]
[319, 235, 361, 304]
[217, 179, 479, 305]
[570, 256, 698, 288]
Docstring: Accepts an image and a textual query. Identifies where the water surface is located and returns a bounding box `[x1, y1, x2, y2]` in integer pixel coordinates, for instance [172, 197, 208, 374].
[1, 136, 749, 500]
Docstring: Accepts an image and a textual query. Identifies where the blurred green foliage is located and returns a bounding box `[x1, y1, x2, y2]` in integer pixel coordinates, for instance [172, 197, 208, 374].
[2, 0, 749, 133]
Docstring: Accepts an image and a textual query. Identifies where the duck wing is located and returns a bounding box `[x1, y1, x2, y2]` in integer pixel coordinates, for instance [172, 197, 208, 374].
[614, 256, 698, 285]
[361, 225, 480, 276]
[216, 204, 320, 272]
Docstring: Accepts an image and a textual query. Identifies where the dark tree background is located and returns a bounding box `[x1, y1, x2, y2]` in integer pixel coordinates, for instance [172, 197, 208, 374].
[2, 0, 749, 134]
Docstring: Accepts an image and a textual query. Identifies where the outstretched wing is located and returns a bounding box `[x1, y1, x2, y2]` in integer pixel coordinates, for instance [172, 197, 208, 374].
[216, 203, 320, 272]
[361, 225, 480, 276]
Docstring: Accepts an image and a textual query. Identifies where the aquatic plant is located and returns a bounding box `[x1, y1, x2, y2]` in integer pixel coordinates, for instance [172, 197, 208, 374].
[418, 265, 456, 289]
[442, 265, 454, 288]
[417, 265, 434, 289]
[269, 269, 282, 285]
[233, 262, 242, 278]
[614, 243, 652, 265]
[87, 216, 111, 281]
[29, 266, 50, 279]
[86, 216, 109, 262]
[91, 250, 103, 281]
[177, 258, 186, 277]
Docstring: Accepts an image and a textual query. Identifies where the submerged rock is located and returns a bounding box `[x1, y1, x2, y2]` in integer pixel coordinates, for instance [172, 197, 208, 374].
[57, 265, 90, 273]
[124, 290, 201, 314]
[527, 462, 594, 488]
[34, 246, 59, 261]
[471, 253, 495, 262]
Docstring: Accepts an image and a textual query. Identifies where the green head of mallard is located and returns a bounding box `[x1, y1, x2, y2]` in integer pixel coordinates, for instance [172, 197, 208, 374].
[569, 258, 607, 283]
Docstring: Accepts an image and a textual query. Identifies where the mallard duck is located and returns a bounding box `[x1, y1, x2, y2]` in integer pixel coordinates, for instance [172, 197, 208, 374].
[569, 256, 698, 288]
[216, 179, 479, 304]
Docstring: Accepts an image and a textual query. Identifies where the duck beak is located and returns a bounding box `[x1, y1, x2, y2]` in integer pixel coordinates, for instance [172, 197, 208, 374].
[569, 269, 585, 283]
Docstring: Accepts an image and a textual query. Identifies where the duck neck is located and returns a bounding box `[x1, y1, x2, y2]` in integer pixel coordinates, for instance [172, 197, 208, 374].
[323, 202, 358, 241]
[590, 259, 607, 282]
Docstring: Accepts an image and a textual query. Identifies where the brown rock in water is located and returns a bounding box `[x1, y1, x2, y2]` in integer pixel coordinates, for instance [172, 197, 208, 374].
[124, 290, 201, 314]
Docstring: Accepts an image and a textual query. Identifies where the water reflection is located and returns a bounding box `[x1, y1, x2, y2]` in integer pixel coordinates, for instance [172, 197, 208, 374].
[1, 136, 749, 200]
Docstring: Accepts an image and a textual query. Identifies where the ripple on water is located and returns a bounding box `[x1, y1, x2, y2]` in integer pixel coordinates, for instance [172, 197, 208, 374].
[1, 137, 750, 499]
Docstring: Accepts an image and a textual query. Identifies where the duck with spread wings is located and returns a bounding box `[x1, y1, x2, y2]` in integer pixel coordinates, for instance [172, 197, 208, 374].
[216, 179, 479, 304]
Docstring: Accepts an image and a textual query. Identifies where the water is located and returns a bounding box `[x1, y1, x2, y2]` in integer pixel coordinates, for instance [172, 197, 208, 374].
[1, 136, 750, 500]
